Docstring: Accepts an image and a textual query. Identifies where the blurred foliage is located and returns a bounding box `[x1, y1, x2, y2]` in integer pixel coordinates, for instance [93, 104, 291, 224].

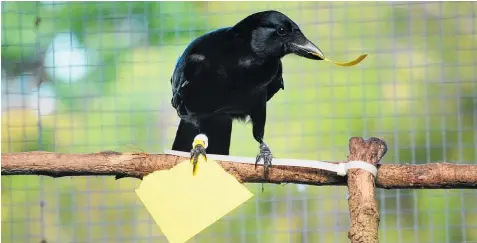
[2, 1, 477, 243]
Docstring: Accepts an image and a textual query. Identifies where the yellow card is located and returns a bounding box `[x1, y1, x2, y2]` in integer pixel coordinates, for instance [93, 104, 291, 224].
[135, 159, 254, 243]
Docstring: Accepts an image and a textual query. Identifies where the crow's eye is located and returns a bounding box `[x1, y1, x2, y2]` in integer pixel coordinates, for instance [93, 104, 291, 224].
[276, 27, 287, 36]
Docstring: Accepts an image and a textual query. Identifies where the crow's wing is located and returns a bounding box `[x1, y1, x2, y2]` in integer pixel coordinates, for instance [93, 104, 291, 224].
[170, 56, 189, 117]
[171, 28, 233, 117]
[171, 51, 215, 118]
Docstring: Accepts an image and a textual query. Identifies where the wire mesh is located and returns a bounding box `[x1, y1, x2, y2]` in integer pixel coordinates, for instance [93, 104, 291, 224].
[1, 1, 477, 243]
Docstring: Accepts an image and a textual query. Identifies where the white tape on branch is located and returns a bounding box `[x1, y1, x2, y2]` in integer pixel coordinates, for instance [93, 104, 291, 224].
[166, 134, 377, 177]
[336, 160, 378, 177]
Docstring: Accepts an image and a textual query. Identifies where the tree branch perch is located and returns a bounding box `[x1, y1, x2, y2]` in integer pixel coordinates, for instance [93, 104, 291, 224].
[2, 148, 476, 189]
[3, 137, 475, 243]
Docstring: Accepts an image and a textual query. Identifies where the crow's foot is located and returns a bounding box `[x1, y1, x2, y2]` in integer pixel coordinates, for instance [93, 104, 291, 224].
[190, 134, 208, 175]
[255, 142, 273, 179]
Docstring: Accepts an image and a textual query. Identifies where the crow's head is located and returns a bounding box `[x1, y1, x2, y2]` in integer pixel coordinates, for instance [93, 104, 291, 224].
[233, 10, 325, 60]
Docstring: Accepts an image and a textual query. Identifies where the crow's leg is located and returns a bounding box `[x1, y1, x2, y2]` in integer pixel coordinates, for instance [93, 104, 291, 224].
[189, 116, 233, 175]
[250, 103, 272, 179]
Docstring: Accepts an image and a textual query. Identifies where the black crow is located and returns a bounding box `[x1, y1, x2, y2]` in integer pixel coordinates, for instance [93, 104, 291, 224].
[170, 10, 324, 177]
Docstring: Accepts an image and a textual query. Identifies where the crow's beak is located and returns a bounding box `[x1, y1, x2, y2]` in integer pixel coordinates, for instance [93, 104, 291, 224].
[288, 32, 325, 60]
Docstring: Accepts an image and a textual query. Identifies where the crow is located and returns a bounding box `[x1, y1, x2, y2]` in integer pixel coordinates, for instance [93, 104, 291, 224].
[170, 10, 324, 177]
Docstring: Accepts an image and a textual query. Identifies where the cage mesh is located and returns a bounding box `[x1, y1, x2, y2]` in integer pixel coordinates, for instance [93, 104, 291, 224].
[1, 2, 476, 243]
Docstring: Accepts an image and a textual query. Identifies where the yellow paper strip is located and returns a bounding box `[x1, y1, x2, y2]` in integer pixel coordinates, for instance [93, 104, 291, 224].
[325, 54, 368, 67]
[312, 53, 368, 67]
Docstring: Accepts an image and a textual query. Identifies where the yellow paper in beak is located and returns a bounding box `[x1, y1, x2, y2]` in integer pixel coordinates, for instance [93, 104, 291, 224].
[313, 53, 368, 67]
[135, 159, 253, 243]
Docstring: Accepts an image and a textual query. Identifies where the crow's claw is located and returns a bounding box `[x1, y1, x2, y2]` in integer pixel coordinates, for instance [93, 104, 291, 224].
[255, 142, 273, 179]
[190, 144, 207, 175]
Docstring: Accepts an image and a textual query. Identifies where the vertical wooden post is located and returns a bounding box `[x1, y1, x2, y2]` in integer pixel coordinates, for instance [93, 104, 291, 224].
[346, 137, 388, 243]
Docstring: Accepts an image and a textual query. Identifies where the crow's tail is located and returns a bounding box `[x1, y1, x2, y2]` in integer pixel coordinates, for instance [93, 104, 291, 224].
[172, 119, 199, 152]
[171, 117, 233, 155]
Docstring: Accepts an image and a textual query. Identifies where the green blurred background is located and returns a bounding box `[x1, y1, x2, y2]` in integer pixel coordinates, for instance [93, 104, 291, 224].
[1, 1, 476, 243]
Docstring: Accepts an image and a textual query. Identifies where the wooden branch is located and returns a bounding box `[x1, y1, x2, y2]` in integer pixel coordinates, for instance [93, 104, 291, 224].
[1, 150, 477, 189]
[346, 137, 386, 243]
